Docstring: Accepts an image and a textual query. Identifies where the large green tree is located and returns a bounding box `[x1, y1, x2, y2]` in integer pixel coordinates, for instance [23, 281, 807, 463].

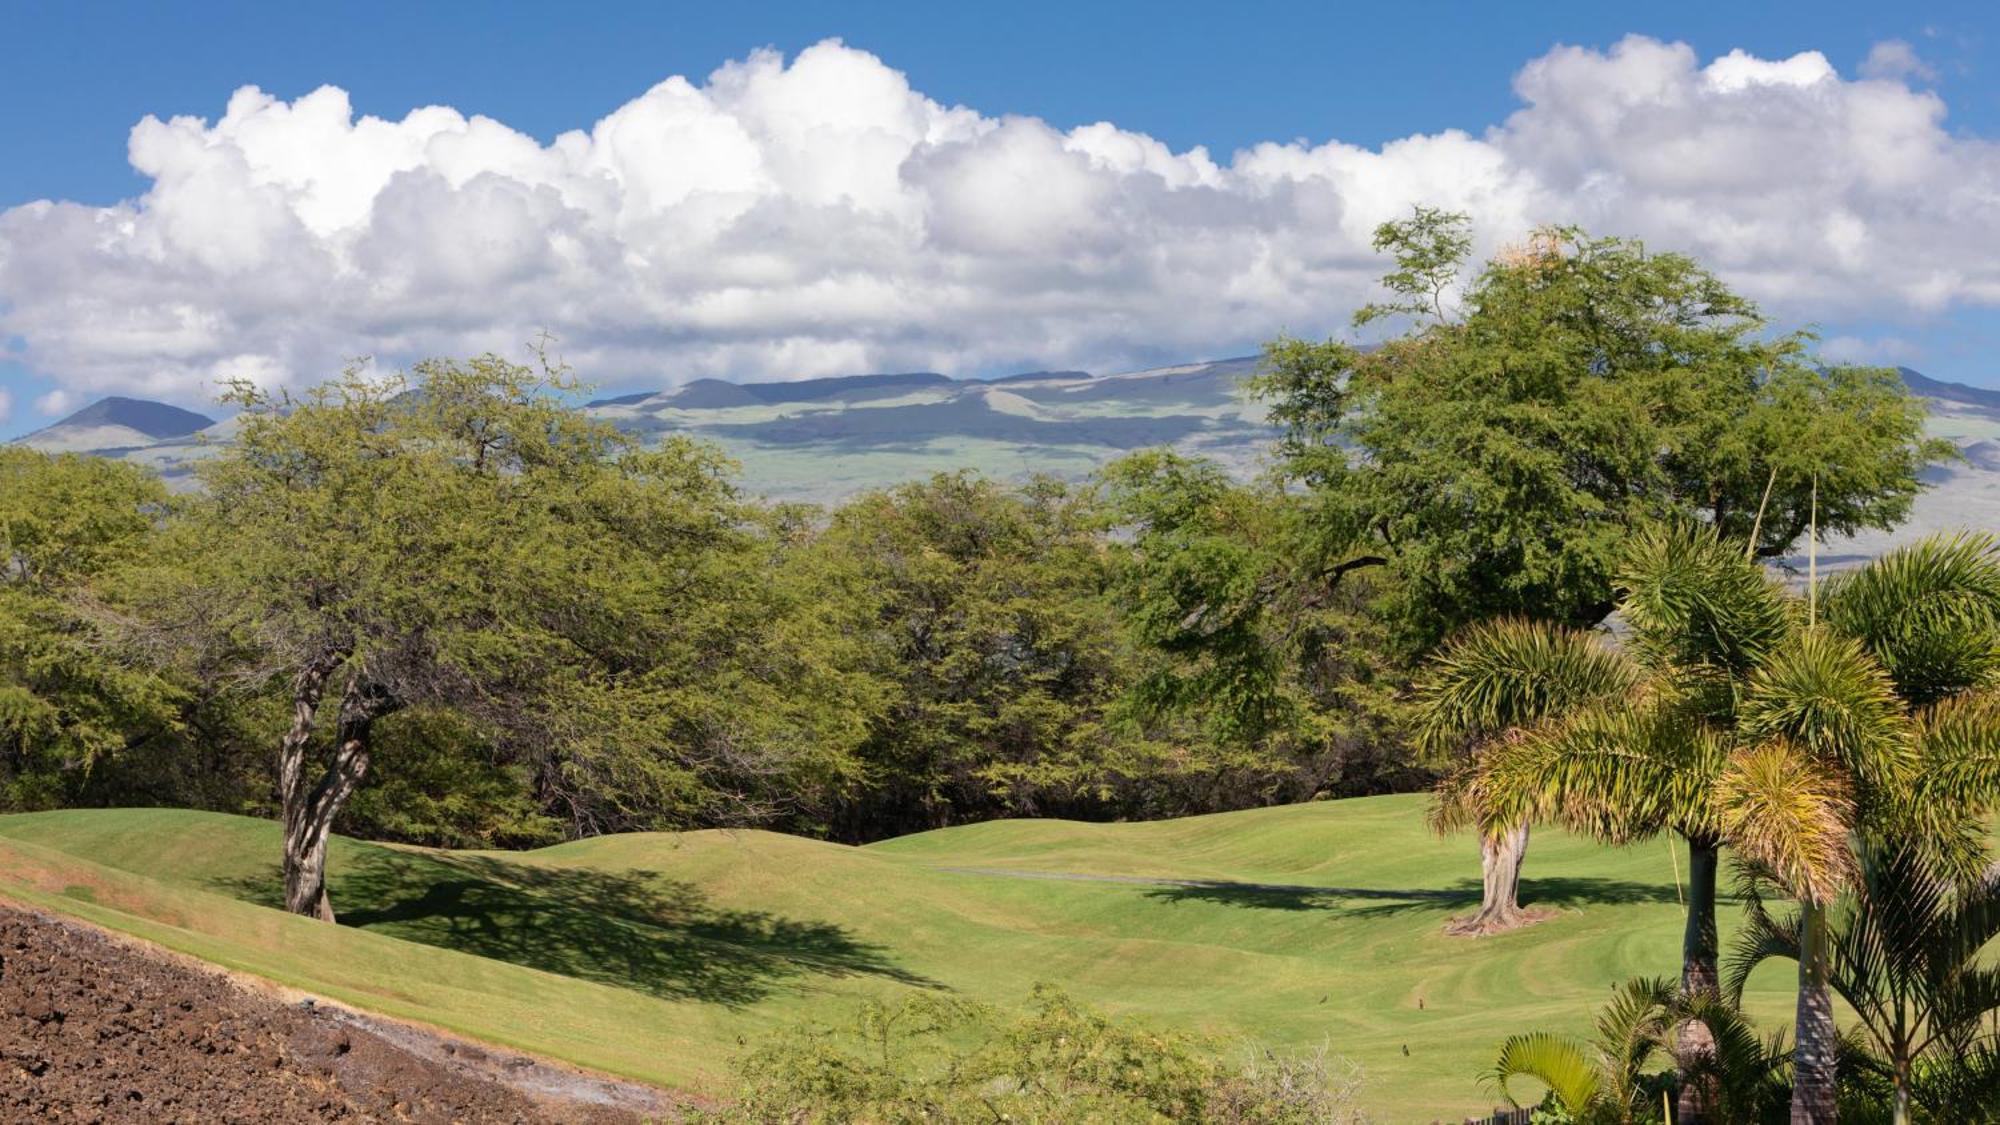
[1097, 450, 1412, 810]
[810, 472, 1135, 840]
[1255, 209, 1948, 652]
[0, 447, 184, 810]
[157, 354, 870, 920]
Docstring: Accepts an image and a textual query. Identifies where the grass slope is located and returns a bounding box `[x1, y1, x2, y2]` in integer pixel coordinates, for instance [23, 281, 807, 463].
[0, 796, 1795, 1120]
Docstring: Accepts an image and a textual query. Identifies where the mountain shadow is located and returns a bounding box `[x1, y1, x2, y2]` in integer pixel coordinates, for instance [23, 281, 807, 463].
[216, 848, 936, 1008]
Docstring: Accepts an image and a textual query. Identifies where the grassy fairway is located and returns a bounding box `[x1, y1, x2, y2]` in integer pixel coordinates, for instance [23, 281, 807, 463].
[0, 795, 1796, 1120]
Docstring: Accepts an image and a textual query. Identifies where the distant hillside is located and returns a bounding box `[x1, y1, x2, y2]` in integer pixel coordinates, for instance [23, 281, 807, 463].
[17, 396, 214, 455]
[1900, 366, 2000, 411]
[569, 356, 1273, 501]
[12, 364, 2000, 566]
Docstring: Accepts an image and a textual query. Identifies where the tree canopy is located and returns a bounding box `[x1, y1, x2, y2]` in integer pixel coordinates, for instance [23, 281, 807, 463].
[1255, 210, 1949, 650]
[151, 354, 874, 918]
[0, 447, 182, 809]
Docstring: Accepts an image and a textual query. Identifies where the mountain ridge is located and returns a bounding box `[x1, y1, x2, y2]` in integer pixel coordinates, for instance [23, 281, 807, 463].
[16, 396, 215, 455]
[13, 366, 2000, 566]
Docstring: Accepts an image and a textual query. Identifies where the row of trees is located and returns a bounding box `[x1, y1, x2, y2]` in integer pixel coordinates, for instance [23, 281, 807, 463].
[1, 212, 1948, 942]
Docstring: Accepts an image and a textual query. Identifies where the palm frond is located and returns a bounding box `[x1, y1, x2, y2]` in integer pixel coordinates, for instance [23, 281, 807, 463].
[1480, 700, 1726, 843]
[1411, 617, 1638, 760]
[1913, 690, 2000, 822]
[1722, 888, 1804, 1005]
[1427, 759, 1487, 836]
[1741, 626, 1912, 793]
[1718, 739, 1856, 905]
[1489, 1030, 1604, 1112]
[1595, 975, 1673, 1102]
[1674, 990, 1792, 1119]
[1911, 1038, 2000, 1120]
[1824, 531, 2000, 706]
[1619, 519, 1793, 685]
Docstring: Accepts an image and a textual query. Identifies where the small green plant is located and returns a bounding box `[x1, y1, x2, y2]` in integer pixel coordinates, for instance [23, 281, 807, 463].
[1489, 977, 1789, 1124]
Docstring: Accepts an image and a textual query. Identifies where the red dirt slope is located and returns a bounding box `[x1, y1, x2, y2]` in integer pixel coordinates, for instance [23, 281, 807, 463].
[0, 902, 676, 1122]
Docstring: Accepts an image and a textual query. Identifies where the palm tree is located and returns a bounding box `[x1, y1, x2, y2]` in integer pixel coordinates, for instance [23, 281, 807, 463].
[1720, 628, 1904, 1124]
[1455, 522, 1789, 1122]
[1490, 976, 1788, 1123]
[1727, 843, 2000, 1123]
[1725, 533, 2000, 1123]
[1504, 523, 1790, 973]
[1461, 528, 2000, 1123]
[1412, 617, 1638, 935]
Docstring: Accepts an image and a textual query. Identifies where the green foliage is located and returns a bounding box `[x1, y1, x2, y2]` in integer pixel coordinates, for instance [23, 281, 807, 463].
[0, 447, 186, 809]
[1099, 449, 1415, 809]
[1254, 217, 1947, 651]
[1353, 205, 1474, 327]
[1822, 532, 2000, 707]
[336, 709, 562, 848]
[1411, 618, 1635, 761]
[718, 985, 1361, 1124]
[1615, 521, 1794, 697]
[1729, 846, 2000, 1119]
[1490, 977, 1677, 1123]
[177, 356, 868, 831]
[1490, 977, 1787, 1124]
[1439, 525, 2000, 1119]
[807, 472, 1137, 838]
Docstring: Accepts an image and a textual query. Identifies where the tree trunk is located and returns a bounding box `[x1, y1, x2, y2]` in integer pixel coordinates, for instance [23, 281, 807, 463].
[1448, 821, 1533, 935]
[279, 656, 338, 920]
[280, 672, 395, 923]
[1676, 838, 1721, 1125]
[1891, 1080, 1911, 1125]
[1791, 902, 1839, 1125]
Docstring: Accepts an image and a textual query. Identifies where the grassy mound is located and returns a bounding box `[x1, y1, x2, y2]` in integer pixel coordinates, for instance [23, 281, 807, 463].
[0, 796, 1795, 1119]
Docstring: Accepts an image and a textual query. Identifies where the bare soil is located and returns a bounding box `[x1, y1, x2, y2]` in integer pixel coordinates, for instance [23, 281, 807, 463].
[0, 902, 683, 1123]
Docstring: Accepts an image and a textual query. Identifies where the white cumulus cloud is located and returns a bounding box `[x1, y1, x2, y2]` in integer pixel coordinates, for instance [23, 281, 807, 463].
[2, 35, 1998, 410]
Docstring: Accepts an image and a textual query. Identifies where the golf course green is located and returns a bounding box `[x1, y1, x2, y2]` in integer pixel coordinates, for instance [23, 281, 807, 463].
[0, 794, 1799, 1120]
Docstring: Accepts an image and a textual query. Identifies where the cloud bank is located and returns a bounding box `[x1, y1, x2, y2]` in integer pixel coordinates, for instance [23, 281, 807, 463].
[2, 35, 1996, 407]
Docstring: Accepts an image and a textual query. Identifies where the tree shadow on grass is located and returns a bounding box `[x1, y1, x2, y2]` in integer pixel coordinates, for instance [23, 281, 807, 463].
[1143, 875, 1699, 917]
[215, 849, 937, 1008]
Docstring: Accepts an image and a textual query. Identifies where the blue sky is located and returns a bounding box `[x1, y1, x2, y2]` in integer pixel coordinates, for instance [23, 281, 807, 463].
[4, 0, 1999, 436]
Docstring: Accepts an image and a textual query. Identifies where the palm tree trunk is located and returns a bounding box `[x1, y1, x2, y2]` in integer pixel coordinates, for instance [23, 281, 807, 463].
[1681, 838, 1721, 993]
[1676, 838, 1721, 1124]
[1449, 821, 1532, 935]
[1791, 901, 1838, 1124]
[1891, 1081, 1910, 1125]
